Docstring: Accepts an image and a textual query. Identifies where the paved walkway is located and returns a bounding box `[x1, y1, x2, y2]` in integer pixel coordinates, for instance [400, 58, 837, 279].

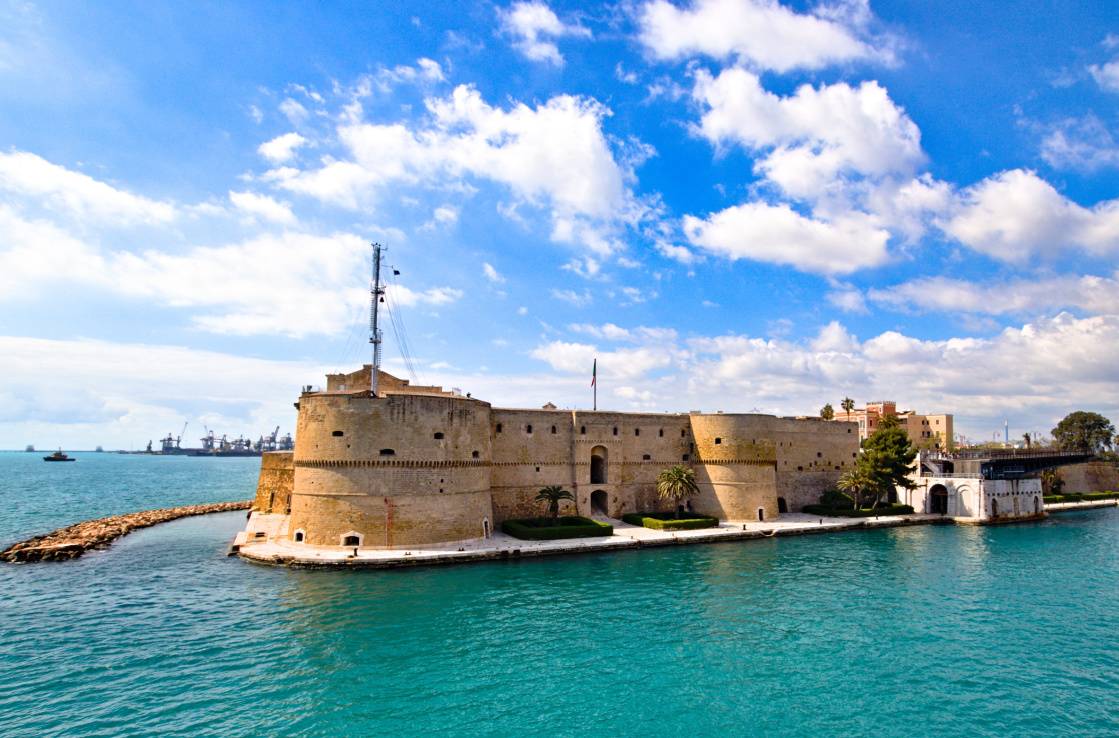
[235, 512, 946, 569]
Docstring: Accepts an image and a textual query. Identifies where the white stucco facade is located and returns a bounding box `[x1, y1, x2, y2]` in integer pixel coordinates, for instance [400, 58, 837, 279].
[900, 476, 1044, 523]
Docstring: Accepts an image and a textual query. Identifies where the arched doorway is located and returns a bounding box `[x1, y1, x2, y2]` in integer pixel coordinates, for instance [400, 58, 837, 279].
[1034, 496, 1040, 515]
[777, 497, 788, 514]
[482, 518, 491, 539]
[757, 508, 765, 522]
[590, 446, 607, 484]
[991, 498, 999, 519]
[929, 484, 949, 515]
[591, 490, 608, 515]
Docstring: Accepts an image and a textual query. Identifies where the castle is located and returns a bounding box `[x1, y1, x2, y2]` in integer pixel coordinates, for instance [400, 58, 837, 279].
[242, 366, 860, 549]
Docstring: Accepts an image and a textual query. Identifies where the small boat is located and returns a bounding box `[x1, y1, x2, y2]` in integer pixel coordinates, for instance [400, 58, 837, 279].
[43, 449, 75, 462]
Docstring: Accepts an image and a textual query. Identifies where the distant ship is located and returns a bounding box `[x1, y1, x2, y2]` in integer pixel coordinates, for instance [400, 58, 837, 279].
[25, 444, 35, 453]
[43, 449, 75, 462]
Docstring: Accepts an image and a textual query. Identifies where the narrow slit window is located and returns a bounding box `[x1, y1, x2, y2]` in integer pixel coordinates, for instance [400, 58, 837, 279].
[332, 430, 344, 437]
[433, 432, 444, 440]
[380, 448, 395, 456]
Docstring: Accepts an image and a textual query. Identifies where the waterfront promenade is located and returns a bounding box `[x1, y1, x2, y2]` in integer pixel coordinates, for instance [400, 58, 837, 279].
[236, 500, 1117, 569]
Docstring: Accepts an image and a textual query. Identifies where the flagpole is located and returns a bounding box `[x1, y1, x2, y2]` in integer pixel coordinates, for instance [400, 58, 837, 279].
[593, 357, 597, 411]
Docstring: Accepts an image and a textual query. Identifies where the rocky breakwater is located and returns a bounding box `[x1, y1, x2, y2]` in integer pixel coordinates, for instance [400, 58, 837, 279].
[1, 500, 251, 562]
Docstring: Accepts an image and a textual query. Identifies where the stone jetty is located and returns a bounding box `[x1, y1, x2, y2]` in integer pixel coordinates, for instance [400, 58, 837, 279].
[1, 500, 251, 562]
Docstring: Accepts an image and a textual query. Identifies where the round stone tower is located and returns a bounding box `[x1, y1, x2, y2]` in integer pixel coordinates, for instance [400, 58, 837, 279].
[287, 390, 494, 548]
[688, 414, 780, 521]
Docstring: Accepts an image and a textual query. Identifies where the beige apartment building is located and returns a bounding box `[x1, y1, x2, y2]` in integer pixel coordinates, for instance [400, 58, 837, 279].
[832, 400, 954, 450]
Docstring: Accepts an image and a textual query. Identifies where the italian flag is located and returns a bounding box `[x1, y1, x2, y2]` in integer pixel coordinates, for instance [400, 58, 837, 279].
[591, 358, 596, 387]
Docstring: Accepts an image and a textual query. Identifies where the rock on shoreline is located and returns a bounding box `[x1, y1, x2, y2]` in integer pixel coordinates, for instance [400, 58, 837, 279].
[1, 501, 251, 563]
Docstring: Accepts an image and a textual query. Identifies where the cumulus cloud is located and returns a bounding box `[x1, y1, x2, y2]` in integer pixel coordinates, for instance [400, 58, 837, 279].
[869, 273, 1119, 317]
[692, 67, 924, 201]
[499, 1, 590, 66]
[637, 0, 891, 72]
[482, 262, 505, 283]
[1088, 57, 1119, 92]
[0, 150, 176, 225]
[269, 84, 637, 255]
[942, 169, 1119, 262]
[683, 201, 890, 274]
[523, 314, 1119, 437]
[228, 190, 296, 224]
[257, 132, 309, 163]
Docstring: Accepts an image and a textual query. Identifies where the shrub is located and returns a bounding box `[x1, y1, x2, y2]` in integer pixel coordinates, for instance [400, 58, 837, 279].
[1044, 491, 1119, 504]
[802, 503, 914, 518]
[501, 516, 613, 540]
[621, 512, 719, 530]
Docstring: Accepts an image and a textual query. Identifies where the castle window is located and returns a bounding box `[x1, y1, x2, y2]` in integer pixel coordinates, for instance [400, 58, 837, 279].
[535, 466, 540, 472]
[580, 426, 586, 435]
[797, 466, 803, 471]
[681, 429, 686, 438]
[682, 453, 690, 461]
[332, 430, 344, 437]
[379, 448, 395, 456]
[472, 450, 480, 459]
[342, 533, 362, 547]
[551, 425, 557, 434]
[293, 530, 305, 543]
[635, 428, 640, 437]
[658, 429, 664, 437]
[433, 432, 444, 440]
[714, 437, 722, 445]
[613, 427, 618, 436]
[642, 454, 651, 461]
[817, 452, 822, 457]
[496, 423, 503, 433]
[526, 424, 533, 434]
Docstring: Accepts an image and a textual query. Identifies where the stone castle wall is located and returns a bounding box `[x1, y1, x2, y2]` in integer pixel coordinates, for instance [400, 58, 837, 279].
[258, 372, 861, 548]
[252, 451, 294, 513]
[1056, 461, 1119, 494]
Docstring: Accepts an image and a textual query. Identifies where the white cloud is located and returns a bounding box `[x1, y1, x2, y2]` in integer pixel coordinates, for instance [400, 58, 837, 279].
[1088, 57, 1119, 92]
[416, 57, 445, 81]
[942, 169, 1119, 262]
[826, 286, 868, 314]
[637, 0, 890, 72]
[869, 273, 1119, 317]
[499, 1, 591, 66]
[228, 190, 296, 224]
[279, 97, 310, 125]
[0, 335, 320, 449]
[271, 84, 636, 255]
[482, 262, 505, 283]
[655, 240, 698, 264]
[1039, 115, 1119, 172]
[531, 340, 675, 380]
[386, 284, 464, 307]
[0, 150, 176, 225]
[551, 288, 592, 307]
[693, 67, 924, 201]
[683, 201, 890, 274]
[811, 320, 858, 353]
[257, 132, 309, 163]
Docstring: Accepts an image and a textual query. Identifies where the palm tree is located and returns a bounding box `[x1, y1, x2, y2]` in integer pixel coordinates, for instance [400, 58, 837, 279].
[534, 485, 575, 525]
[836, 465, 876, 510]
[841, 397, 855, 414]
[657, 465, 700, 518]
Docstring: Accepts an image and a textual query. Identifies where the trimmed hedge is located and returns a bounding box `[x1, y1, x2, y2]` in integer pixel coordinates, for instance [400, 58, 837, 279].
[622, 512, 719, 531]
[1043, 491, 1119, 504]
[802, 503, 915, 517]
[501, 516, 613, 540]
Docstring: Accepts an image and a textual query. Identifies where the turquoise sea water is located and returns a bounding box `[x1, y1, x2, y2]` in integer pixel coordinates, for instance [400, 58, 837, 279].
[1, 452, 1117, 737]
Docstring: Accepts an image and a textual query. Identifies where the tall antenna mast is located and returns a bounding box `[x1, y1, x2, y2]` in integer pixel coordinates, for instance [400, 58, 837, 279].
[370, 243, 385, 397]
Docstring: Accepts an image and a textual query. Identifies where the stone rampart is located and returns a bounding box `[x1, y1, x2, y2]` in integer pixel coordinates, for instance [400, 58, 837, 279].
[253, 451, 294, 513]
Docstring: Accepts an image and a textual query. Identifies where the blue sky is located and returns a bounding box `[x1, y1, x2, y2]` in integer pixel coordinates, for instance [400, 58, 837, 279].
[2, 0, 1119, 449]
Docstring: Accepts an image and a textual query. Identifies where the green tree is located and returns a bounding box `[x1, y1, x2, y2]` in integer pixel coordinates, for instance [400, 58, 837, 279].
[841, 397, 855, 414]
[820, 403, 835, 420]
[836, 464, 877, 510]
[1052, 411, 1116, 453]
[1041, 469, 1065, 496]
[534, 485, 575, 525]
[656, 465, 700, 518]
[859, 415, 918, 508]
